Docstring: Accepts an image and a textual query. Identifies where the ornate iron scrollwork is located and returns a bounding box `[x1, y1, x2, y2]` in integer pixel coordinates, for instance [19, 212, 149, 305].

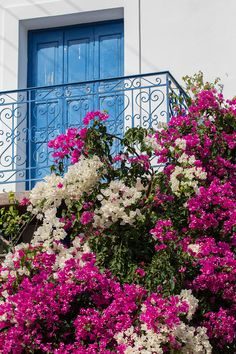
[0, 72, 187, 190]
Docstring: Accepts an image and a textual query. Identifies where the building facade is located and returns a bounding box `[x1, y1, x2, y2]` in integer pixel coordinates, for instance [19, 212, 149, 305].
[1, 0, 236, 95]
[0, 0, 236, 192]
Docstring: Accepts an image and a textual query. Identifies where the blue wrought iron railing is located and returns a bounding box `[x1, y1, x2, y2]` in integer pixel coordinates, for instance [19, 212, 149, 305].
[0, 71, 187, 191]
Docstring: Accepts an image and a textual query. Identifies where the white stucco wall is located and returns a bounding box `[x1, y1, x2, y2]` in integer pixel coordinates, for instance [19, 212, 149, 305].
[140, 0, 236, 99]
[0, 0, 140, 91]
[0, 0, 236, 96]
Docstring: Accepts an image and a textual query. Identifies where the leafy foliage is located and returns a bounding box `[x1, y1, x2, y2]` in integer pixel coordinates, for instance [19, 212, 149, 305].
[0, 193, 32, 253]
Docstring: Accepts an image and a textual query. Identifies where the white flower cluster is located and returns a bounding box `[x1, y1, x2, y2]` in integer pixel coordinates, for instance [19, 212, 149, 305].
[187, 243, 201, 255]
[0, 243, 31, 280]
[179, 289, 199, 321]
[173, 323, 212, 354]
[144, 135, 161, 151]
[52, 237, 91, 273]
[29, 156, 104, 213]
[93, 179, 144, 229]
[63, 155, 103, 203]
[29, 174, 64, 214]
[169, 138, 187, 152]
[169, 138, 187, 154]
[31, 207, 66, 247]
[177, 153, 197, 166]
[115, 324, 167, 354]
[175, 138, 187, 150]
[28, 156, 103, 245]
[116, 323, 212, 354]
[170, 153, 207, 197]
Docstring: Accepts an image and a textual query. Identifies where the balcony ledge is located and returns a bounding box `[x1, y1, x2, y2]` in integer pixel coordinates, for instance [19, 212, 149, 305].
[0, 192, 29, 208]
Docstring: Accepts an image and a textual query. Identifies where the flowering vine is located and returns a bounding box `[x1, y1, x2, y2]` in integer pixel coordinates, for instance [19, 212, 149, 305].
[0, 75, 235, 353]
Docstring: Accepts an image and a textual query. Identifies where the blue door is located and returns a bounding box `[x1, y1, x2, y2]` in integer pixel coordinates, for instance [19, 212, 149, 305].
[28, 21, 124, 186]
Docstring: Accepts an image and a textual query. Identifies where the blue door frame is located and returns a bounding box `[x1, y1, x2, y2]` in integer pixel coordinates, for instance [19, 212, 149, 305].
[27, 20, 124, 187]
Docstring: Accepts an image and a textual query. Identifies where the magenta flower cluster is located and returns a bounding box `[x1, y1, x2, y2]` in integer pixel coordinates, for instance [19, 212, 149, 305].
[0, 245, 146, 353]
[48, 127, 87, 164]
[0, 244, 195, 354]
[148, 88, 236, 348]
[82, 110, 109, 125]
[140, 293, 189, 331]
[48, 111, 108, 165]
[187, 179, 236, 235]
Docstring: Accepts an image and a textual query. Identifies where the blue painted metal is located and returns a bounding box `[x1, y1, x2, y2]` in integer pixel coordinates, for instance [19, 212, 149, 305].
[0, 71, 188, 190]
[28, 30, 64, 184]
[28, 21, 124, 184]
[93, 22, 124, 139]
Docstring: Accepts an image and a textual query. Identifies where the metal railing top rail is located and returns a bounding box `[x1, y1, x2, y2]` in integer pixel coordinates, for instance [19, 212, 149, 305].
[0, 71, 187, 97]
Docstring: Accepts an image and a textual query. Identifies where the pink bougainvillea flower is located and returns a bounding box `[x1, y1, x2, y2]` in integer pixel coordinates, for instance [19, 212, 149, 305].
[19, 197, 30, 206]
[80, 211, 94, 225]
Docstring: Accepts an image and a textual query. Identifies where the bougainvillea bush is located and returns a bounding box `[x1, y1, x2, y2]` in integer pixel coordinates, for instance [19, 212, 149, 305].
[0, 79, 235, 353]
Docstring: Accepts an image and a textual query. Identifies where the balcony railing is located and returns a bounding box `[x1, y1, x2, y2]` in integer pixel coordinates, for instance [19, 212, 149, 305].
[0, 71, 187, 191]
